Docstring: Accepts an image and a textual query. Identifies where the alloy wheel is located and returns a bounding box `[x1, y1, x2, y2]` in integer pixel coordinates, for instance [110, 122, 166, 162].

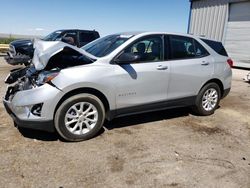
[64, 102, 98, 135]
[202, 88, 218, 111]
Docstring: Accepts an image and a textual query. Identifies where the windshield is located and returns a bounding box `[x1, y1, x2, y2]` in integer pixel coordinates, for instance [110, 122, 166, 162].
[42, 31, 63, 41]
[82, 34, 133, 57]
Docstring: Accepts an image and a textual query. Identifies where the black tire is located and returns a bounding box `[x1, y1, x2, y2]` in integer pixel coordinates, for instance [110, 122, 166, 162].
[54, 93, 105, 141]
[192, 82, 221, 116]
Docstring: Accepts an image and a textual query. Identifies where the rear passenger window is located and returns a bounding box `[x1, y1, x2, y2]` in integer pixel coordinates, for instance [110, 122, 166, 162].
[79, 32, 97, 43]
[169, 35, 209, 60]
[194, 40, 209, 57]
[169, 36, 194, 59]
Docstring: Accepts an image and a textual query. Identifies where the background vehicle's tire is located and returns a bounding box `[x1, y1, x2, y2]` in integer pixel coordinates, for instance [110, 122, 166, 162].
[54, 93, 105, 141]
[192, 82, 221, 116]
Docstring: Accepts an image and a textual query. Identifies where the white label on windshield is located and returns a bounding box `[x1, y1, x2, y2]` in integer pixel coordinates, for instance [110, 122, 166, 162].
[120, 35, 132, 38]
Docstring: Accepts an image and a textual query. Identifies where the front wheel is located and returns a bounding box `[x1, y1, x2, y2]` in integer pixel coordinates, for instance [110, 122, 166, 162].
[54, 94, 105, 141]
[192, 83, 221, 116]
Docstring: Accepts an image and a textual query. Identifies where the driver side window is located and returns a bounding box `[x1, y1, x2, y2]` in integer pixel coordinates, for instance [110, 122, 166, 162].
[63, 32, 77, 45]
[124, 35, 163, 63]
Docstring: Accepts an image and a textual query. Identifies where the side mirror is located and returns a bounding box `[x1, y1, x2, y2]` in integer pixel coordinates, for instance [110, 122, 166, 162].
[115, 53, 141, 64]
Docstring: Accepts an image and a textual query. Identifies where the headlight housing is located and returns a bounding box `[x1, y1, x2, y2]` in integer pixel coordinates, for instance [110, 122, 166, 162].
[36, 71, 59, 85]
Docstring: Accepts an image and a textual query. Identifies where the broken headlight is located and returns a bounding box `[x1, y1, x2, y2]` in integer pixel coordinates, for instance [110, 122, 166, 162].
[36, 71, 59, 85]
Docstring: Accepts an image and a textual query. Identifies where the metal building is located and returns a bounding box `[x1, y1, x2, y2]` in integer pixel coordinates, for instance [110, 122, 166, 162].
[188, 0, 250, 68]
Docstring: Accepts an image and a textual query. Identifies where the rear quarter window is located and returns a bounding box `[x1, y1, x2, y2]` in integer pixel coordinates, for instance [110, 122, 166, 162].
[201, 39, 228, 57]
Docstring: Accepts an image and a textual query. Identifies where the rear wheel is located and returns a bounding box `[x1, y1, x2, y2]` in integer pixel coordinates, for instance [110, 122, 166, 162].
[54, 94, 105, 141]
[192, 83, 221, 116]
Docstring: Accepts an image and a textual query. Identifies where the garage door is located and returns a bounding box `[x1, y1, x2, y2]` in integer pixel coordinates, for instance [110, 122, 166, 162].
[224, 1, 250, 68]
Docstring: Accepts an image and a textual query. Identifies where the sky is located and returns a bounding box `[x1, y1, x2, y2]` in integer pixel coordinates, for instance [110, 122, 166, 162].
[0, 0, 190, 37]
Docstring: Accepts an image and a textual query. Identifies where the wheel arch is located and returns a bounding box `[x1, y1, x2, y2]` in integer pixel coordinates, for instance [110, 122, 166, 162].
[200, 78, 224, 98]
[54, 87, 110, 117]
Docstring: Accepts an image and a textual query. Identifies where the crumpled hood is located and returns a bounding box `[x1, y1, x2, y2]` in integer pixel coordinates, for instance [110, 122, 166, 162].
[32, 39, 97, 70]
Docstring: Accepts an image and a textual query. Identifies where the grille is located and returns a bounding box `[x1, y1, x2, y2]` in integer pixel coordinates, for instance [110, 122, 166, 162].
[9, 45, 16, 55]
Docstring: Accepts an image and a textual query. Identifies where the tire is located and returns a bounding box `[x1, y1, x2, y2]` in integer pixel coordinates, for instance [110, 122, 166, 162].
[54, 93, 105, 141]
[192, 83, 221, 116]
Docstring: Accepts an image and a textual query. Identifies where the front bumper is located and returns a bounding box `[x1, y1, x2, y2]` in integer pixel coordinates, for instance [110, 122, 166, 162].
[5, 52, 31, 65]
[3, 100, 54, 132]
[3, 83, 64, 132]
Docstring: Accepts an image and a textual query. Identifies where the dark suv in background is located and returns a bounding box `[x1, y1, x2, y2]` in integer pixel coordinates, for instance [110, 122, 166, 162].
[5, 29, 100, 65]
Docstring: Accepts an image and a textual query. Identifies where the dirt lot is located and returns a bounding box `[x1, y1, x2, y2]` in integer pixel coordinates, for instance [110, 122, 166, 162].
[0, 56, 249, 188]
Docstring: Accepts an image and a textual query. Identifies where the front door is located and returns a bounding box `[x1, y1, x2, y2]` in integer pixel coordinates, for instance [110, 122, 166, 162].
[114, 35, 170, 109]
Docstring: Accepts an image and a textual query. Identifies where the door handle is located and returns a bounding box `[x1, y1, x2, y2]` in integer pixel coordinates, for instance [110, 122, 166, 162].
[157, 65, 168, 70]
[201, 61, 210, 65]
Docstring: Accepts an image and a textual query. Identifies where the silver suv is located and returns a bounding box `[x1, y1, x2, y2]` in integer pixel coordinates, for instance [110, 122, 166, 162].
[3, 32, 232, 141]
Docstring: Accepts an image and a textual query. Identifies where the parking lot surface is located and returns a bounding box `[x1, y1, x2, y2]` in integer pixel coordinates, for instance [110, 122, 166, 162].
[0, 57, 249, 188]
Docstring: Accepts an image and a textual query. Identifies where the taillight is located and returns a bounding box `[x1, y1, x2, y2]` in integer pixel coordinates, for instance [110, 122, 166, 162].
[227, 59, 233, 68]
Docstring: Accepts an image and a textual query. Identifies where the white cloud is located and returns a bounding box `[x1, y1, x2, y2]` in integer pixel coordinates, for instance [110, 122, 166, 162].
[27, 28, 46, 32]
[35, 28, 45, 31]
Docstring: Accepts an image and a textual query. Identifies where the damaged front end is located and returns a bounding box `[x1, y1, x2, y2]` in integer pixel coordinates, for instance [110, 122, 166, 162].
[4, 39, 96, 101]
[4, 67, 33, 101]
[3, 65, 60, 132]
[4, 66, 60, 101]
[3, 40, 97, 132]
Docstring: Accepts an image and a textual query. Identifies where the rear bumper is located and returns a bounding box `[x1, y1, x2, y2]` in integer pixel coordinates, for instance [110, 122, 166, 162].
[3, 99, 54, 132]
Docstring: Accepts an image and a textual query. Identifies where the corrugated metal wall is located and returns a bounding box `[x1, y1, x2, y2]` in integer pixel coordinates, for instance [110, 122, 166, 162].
[189, 0, 229, 42]
[189, 0, 250, 68]
[224, 1, 250, 67]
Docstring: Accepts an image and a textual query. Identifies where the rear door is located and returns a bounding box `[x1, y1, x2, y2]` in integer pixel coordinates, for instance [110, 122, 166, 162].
[166, 35, 214, 100]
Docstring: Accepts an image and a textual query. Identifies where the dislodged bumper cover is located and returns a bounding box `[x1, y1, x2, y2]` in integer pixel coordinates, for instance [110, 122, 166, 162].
[32, 39, 97, 70]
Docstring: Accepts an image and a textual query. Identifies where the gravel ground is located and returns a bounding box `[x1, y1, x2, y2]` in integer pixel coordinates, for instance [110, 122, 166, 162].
[0, 56, 249, 188]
